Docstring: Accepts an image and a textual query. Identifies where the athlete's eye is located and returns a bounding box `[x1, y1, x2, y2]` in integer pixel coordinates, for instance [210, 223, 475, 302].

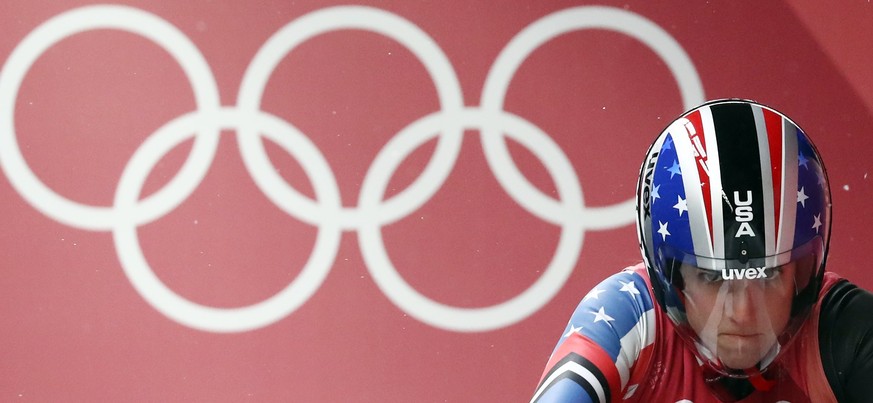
[762, 266, 783, 281]
[697, 270, 722, 284]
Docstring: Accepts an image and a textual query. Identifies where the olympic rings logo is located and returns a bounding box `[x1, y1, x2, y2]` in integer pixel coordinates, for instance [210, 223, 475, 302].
[0, 5, 703, 333]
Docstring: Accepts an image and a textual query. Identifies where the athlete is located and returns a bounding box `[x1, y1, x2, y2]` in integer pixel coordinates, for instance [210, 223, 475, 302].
[531, 99, 873, 402]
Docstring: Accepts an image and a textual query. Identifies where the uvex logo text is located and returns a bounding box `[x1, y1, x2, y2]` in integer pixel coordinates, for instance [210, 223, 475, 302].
[720, 267, 767, 280]
[641, 151, 660, 218]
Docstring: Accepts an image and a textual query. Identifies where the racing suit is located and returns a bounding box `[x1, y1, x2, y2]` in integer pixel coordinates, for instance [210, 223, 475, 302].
[531, 263, 873, 402]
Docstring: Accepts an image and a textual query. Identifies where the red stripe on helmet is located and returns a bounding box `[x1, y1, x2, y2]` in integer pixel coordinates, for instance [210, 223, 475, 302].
[685, 110, 714, 246]
[763, 109, 783, 245]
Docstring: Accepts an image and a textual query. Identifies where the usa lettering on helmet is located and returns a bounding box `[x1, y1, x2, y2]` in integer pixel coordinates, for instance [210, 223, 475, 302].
[733, 190, 756, 238]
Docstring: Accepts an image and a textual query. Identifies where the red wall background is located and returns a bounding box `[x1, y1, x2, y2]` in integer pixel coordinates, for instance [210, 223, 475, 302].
[2, 1, 872, 401]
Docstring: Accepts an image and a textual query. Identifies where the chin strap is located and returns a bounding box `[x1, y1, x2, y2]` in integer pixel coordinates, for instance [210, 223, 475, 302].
[745, 368, 777, 392]
[701, 364, 780, 402]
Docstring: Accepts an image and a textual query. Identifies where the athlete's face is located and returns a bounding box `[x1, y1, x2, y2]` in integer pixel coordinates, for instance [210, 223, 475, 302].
[679, 262, 796, 369]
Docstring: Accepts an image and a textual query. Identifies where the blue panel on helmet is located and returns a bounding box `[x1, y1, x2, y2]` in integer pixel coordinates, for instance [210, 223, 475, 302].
[793, 130, 828, 249]
[649, 133, 695, 258]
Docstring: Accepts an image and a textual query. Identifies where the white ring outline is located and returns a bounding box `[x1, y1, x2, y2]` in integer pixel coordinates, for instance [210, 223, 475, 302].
[0, 5, 221, 231]
[359, 108, 585, 331]
[237, 5, 465, 229]
[113, 108, 342, 333]
[0, 5, 705, 333]
[359, 6, 704, 331]
[481, 6, 704, 228]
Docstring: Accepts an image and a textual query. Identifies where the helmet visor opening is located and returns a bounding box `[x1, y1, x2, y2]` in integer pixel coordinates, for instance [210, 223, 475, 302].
[654, 237, 824, 373]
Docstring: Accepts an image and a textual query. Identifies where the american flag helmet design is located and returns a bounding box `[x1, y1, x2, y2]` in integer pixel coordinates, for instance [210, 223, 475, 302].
[635, 99, 831, 377]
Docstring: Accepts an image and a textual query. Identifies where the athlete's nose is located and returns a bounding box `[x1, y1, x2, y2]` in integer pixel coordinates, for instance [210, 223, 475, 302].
[724, 280, 757, 324]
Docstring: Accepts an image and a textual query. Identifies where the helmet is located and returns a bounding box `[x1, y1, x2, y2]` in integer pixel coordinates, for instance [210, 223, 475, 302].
[635, 99, 831, 379]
